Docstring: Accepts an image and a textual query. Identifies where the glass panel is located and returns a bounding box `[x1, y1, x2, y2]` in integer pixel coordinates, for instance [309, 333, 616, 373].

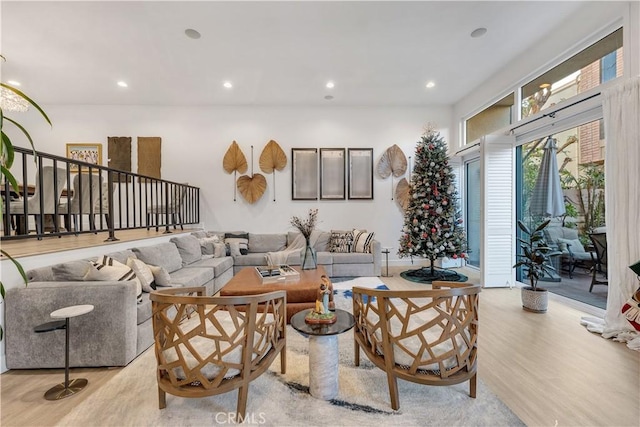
[465, 93, 514, 144]
[465, 158, 481, 268]
[521, 28, 623, 119]
[516, 119, 606, 307]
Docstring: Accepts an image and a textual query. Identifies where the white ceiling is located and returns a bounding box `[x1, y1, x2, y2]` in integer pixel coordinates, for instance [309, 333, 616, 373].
[1, 1, 588, 107]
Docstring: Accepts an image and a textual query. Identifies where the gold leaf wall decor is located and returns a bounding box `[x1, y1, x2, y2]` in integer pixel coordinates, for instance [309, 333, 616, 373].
[377, 144, 407, 178]
[259, 140, 287, 173]
[223, 141, 248, 174]
[259, 139, 287, 202]
[237, 174, 267, 204]
[237, 145, 266, 204]
[395, 177, 410, 211]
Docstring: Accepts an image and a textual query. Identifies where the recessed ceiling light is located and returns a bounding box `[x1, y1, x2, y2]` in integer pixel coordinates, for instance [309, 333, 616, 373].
[324, 95, 334, 100]
[470, 27, 487, 38]
[326, 81, 335, 89]
[117, 81, 128, 88]
[223, 81, 233, 89]
[7, 80, 21, 86]
[185, 29, 201, 39]
[425, 81, 435, 89]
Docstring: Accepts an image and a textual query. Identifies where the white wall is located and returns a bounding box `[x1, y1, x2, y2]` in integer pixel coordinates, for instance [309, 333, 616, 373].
[5, 104, 452, 266]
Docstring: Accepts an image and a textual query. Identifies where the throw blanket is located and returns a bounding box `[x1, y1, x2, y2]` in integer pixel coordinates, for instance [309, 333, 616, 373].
[266, 232, 319, 265]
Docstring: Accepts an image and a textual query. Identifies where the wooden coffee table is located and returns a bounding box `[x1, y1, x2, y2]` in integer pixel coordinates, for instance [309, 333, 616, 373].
[220, 266, 332, 323]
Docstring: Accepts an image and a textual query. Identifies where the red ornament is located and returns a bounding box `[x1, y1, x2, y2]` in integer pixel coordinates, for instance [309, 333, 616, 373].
[452, 254, 458, 259]
[431, 228, 436, 233]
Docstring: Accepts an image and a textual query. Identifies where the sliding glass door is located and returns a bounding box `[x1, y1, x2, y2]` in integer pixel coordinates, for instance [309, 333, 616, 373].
[465, 158, 481, 268]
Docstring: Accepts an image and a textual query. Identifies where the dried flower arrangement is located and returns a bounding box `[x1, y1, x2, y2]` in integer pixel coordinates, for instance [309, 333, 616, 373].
[290, 209, 318, 240]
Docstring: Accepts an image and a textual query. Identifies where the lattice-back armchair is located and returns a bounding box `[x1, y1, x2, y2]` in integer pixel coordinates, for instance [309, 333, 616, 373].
[150, 287, 287, 419]
[352, 281, 481, 410]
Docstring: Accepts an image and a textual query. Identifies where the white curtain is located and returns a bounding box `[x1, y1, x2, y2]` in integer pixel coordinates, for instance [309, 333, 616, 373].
[587, 76, 640, 350]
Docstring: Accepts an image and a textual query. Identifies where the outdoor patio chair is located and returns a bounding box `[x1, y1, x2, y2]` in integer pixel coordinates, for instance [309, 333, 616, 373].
[588, 232, 608, 292]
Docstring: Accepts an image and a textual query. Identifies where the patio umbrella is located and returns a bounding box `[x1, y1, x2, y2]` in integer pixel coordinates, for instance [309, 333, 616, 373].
[530, 137, 566, 218]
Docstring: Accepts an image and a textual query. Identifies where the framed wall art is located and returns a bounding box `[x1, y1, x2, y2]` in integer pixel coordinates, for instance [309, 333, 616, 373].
[320, 148, 345, 200]
[66, 143, 102, 172]
[348, 148, 374, 200]
[291, 148, 318, 200]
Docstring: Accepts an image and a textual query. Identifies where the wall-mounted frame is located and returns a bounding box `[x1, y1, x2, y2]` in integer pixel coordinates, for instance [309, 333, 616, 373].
[66, 143, 102, 172]
[320, 148, 345, 200]
[291, 148, 318, 200]
[348, 148, 374, 200]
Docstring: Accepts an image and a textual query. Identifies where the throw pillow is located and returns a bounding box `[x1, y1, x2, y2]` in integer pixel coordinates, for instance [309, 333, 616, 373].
[225, 233, 249, 255]
[84, 256, 142, 303]
[213, 242, 227, 258]
[198, 236, 219, 256]
[170, 235, 203, 266]
[148, 264, 172, 287]
[228, 241, 242, 257]
[127, 257, 156, 292]
[52, 260, 92, 281]
[557, 237, 586, 253]
[329, 230, 353, 253]
[353, 229, 375, 253]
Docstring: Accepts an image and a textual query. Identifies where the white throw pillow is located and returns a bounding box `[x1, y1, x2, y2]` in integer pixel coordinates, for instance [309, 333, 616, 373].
[85, 256, 142, 303]
[353, 229, 375, 253]
[148, 264, 173, 287]
[127, 257, 156, 292]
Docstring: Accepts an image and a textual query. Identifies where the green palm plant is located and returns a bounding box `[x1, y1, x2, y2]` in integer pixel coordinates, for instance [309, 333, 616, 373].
[1, 55, 51, 340]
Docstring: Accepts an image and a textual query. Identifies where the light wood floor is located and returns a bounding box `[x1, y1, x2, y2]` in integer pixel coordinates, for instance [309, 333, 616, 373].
[1, 266, 638, 426]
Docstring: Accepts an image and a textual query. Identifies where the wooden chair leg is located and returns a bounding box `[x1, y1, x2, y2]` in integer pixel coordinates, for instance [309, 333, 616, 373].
[387, 372, 399, 410]
[158, 387, 166, 409]
[469, 372, 477, 398]
[280, 347, 286, 374]
[236, 385, 249, 422]
[354, 339, 360, 366]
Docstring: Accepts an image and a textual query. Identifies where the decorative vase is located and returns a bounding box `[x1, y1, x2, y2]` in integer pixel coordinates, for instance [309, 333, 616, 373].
[521, 286, 548, 313]
[301, 240, 317, 270]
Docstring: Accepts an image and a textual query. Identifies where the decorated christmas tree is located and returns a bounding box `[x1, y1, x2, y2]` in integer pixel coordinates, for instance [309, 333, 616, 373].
[398, 129, 467, 281]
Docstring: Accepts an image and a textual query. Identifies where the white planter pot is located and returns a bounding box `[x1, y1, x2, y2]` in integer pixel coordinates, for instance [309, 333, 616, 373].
[521, 287, 548, 313]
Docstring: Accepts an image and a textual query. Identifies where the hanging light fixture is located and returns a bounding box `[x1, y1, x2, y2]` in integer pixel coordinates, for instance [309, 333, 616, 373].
[0, 85, 30, 112]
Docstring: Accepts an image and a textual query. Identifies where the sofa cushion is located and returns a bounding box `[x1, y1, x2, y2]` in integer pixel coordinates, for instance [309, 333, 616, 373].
[352, 229, 375, 253]
[51, 260, 92, 281]
[285, 251, 332, 266]
[249, 233, 287, 253]
[127, 257, 156, 292]
[312, 230, 331, 252]
[233, 253, 268, 267]
[103, 249, 138, 265]
[133, 242, 183, 273]
[557, 237, 586, 253]
[187, 256, 234, 278]
[329, 230, 353, 253]
[331, 252, 373, 264]
[169, 267, 213, 288]
[170, 235, 203, 266]
[197, 236, 220, 255]
[85, 256, 142, 302]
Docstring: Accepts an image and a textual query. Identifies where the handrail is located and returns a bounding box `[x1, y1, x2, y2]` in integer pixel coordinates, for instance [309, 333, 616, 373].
[1, 147, 199, 241]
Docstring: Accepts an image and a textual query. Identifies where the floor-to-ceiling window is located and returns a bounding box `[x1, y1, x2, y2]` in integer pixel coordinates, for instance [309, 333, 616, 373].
[465, 158, 481, 268]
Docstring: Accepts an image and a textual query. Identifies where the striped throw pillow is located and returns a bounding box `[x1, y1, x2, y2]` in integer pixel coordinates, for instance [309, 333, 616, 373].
[85, 256, 143, 303]
[353, 229, 375, 253]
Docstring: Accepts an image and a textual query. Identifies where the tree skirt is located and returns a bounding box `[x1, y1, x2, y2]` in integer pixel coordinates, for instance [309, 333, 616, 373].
[401, 266, 468, 284]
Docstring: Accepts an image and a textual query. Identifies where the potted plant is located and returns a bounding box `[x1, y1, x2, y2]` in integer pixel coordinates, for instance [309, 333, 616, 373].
[513, 219, 557, 313]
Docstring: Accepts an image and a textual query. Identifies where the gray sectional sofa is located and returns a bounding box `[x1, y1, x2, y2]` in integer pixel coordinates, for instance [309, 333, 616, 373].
[4, 229, 380, 370]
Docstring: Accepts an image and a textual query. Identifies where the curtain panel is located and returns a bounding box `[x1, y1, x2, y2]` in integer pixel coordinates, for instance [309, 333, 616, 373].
[600, 76, 640, 350]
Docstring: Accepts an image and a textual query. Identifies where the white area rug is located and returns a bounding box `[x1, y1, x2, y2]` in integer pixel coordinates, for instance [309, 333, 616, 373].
[57, 278, 523, 427]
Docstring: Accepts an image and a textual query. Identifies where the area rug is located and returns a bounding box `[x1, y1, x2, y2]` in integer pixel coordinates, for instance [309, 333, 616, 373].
[57, 278, 523, 427]
[401, 267, 468, 284]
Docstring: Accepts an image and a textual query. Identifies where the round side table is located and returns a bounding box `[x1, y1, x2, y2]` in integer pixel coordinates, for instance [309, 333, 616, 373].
[290, 309, 355, 400]
[36, 304, 94, 400]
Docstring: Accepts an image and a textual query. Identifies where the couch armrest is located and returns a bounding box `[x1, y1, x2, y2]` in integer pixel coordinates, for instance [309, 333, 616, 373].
[5, 280, 138, 369]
